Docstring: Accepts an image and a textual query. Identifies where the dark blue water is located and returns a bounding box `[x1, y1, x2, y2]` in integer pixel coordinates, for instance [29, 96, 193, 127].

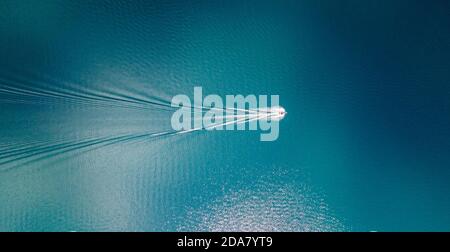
[1, 0, 450, 231]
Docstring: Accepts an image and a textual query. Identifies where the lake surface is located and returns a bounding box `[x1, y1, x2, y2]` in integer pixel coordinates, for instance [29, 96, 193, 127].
[1, 0, 450, 231]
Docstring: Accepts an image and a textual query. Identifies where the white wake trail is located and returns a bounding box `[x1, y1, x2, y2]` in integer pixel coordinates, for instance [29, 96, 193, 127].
[174, 112, 280, 136]
[175, 113, 262, 135]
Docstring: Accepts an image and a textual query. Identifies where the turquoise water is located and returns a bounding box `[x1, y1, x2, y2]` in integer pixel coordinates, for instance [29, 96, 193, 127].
[1, 1, 450, 231]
